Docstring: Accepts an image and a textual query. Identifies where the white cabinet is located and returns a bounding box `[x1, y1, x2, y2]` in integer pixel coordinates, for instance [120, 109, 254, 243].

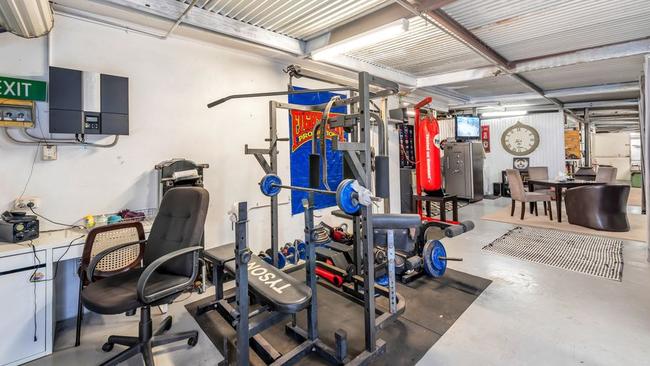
[0, 251, 48, 366]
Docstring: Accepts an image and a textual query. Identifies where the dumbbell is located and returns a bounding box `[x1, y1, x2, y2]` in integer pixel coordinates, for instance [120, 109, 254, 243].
[281, 240, 307, 265]
[259, 249, 286, 269]
[444, 220, 475, 238]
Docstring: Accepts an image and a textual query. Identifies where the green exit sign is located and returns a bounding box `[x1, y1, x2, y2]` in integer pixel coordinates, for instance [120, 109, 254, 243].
[0, 76, 47, 101]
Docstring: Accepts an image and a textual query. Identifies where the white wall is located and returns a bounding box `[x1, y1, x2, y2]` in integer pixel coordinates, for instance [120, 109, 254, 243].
[0, 15, 401, 319]
[592, 132, 632, 180]
[481, 112, 566, 193]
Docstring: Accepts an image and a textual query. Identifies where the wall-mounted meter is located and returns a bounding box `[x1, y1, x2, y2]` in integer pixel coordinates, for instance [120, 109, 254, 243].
[49, 66, 129, 135]
[0, 98, 35, 128]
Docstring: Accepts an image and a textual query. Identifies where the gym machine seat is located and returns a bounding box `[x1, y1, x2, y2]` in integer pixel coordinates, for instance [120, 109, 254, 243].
[204, 244, 312, 314]
[372, 214, 421, 229]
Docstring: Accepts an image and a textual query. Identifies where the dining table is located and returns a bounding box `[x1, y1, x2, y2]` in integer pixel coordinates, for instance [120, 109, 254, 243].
[527, 179, 607, 223]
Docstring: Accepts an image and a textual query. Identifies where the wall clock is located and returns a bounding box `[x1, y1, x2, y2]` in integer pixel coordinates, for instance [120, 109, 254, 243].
[501, 121, 540, 156]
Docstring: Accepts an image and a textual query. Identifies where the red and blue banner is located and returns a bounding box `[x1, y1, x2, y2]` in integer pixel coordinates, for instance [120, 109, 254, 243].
[289, 88, 346, 215]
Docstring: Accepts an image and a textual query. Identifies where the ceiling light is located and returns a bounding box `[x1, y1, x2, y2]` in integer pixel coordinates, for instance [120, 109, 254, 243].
[481, 110, 528, 118]
[0, 0, 53, 38]
[311, 19, 409, 61]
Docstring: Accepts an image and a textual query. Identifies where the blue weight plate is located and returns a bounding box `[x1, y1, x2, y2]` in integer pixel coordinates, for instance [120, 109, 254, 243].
[286, 246, 297, 264]
[260, 174, 282, 197]
[276, 252, 286, 269]
[376, 274, 389, 287]
[336, 179, 360, 215]
[423, 240, 447, 277]
[296, 241, 307, 260]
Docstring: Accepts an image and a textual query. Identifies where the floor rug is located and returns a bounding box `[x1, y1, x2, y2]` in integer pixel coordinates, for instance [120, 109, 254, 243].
[186, 269, 491, 365]
[483, 226, 624, 281]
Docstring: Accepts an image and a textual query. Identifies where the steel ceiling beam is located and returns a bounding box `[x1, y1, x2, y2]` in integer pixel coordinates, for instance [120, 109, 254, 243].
[418, 38, 650, 87]
[306, 0, 455, 46]
[394, 0, 581, 118]
[451, 83, 640, 108]
[103, 0, 304, 54]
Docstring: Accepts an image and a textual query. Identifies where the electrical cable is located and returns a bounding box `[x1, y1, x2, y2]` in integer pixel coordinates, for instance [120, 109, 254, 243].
[28, 206, 84, 229]
[18, 141, 40, 201]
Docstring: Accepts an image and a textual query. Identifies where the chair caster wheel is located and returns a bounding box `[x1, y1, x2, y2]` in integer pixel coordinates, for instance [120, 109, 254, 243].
[188, 336, 198, 347]
[102, 342, 114, 352]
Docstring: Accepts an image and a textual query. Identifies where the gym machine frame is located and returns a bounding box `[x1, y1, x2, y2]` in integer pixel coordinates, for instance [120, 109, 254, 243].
[206, 71, 403, 365]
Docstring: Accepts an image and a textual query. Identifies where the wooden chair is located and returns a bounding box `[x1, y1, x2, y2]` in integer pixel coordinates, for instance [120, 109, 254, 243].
[506, 169, 553, 220]
[75, 222, 146, 346]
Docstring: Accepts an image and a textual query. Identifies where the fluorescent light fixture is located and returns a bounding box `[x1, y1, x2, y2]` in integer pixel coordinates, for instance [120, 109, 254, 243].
[0, 0, 53, 38]
[311, 19, 409, 61]
[481, 110, 528, 118]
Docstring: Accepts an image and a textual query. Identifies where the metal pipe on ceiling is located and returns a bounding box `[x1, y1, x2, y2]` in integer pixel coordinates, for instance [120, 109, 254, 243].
[394, 0, 582, 120]
[164, 0, 200, 38]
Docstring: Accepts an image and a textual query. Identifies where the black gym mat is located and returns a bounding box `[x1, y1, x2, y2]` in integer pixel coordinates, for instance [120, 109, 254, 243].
[186, 269, 491, 365]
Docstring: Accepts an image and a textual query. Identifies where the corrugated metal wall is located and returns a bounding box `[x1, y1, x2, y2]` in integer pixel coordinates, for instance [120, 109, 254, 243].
[482, 112, 565, 194]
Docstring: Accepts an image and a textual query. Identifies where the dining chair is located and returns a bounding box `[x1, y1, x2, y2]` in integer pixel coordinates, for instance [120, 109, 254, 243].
[506, 169, 553, 220]
[528, 166, 552, 215]
[595, 166, 617, 183]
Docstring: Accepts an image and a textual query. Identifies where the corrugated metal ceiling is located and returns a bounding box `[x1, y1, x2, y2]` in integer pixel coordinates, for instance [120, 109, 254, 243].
[182, 0, 391, 40]
[443, 75, 532, 98]
[442, 0, 650, 61]
[520, 55, 645, 90]
[176, 0, 646, 101]
[345, 16, 491, 76]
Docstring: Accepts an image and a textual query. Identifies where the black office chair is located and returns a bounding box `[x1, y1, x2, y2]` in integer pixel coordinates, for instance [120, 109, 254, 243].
[81, 187, 209, 366]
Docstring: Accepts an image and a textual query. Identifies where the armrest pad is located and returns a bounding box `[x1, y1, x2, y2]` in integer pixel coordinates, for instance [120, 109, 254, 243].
[136, 246, 202, 304]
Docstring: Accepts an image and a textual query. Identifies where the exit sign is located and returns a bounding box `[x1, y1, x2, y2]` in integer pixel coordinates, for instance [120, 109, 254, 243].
[0, 76, 47, 101]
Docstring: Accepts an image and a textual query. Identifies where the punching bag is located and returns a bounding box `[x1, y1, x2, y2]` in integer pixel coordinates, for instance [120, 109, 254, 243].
[416, 115, 442, 193]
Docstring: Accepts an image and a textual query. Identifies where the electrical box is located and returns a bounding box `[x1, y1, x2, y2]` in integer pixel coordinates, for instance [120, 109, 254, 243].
[49, 66, 129, 135]
[0, 98, 35, 128]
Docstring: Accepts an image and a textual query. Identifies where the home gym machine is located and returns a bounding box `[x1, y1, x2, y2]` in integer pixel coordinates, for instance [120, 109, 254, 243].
[319, 96, 474, 285]
[203, 71, 405, 365]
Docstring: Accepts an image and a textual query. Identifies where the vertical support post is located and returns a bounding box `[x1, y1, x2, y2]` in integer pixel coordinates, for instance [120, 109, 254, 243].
[639, 55, 650, 262]
[640, 75, 647, 215]
[584, 108, 591, 166]
[359, 72, 376, 352]
[303, 198, 318, 341]
[353, 217, 363, 276]
[234, 201, 250, 366]
[386, 230, 397, 314]
[381, 97, 391, 213]
[269, 102, 279, 267]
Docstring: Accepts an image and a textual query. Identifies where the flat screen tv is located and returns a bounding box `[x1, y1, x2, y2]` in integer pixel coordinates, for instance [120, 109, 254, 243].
[455, 115, 481, 140]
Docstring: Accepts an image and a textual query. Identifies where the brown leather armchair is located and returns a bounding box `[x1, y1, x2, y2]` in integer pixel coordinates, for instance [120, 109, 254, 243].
[565, 184, 630, 232]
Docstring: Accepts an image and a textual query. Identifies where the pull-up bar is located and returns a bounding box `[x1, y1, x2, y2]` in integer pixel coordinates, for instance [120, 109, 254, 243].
[207, 87, 356, 108]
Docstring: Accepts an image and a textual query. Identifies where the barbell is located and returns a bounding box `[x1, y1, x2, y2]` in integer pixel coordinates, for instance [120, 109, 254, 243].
[259, 173, 365, 215]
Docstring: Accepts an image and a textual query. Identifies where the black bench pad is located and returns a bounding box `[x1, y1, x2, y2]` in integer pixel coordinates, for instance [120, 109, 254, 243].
[332, 210, 422, 230]
[373, 214, 421, 229]
[225, 255, 311, 314]
[206, 244, 311, 314]
[204, 243, 236, 265]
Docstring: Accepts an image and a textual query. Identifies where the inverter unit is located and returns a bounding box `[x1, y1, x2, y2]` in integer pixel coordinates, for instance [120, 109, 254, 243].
[49, 66, 129, 135]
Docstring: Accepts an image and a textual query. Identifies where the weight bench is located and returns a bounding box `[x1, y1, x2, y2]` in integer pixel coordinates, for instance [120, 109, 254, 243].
[198, 202, 353, 366]
[200, 243, 311, 314]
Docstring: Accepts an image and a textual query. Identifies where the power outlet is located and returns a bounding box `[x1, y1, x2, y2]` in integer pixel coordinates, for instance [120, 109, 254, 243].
[42, 144, 57, 161]
[14, 196, 41, 210]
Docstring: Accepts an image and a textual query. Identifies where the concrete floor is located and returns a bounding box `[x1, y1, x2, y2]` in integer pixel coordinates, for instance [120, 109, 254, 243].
[28, 198, 650, 366]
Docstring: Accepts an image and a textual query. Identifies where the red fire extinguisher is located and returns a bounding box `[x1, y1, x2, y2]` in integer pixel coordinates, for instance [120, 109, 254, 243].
[414, 97, 442, 194]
